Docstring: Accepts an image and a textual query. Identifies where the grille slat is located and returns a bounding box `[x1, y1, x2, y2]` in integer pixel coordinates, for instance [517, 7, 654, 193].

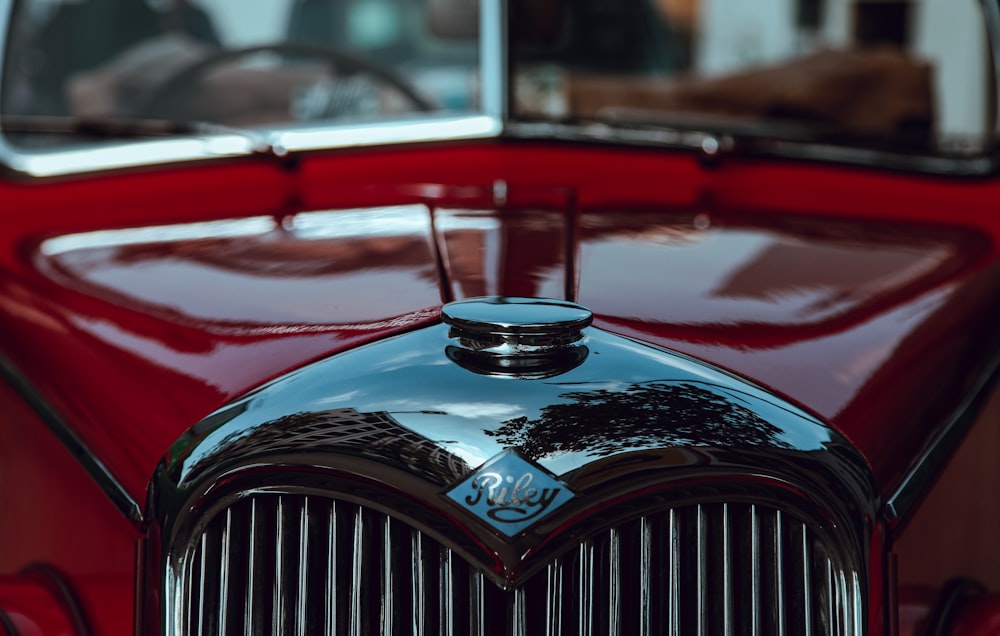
[696, 504, 706, 636]
[382, 515, 394, 635]
[802, 524, 814, 636]
[439, 543, 453, 636]
[470, 569, 486, 636]
[576, 541, 593, 636]
[546, 559, 563, 636]
[218, 509, 233, 636]
[637, 517, 651, 636]
[668, 508, 681, 636]
[295, 499, 308, 636]
[349, 507, 364, 636]
[607, 528, 620, 636]
[751, 504, 761, 636]
[179, 495, 861, 635]
[325, 502, 336, 636]
[271, 497, 285, 635]
[243, 499, 257, 636]
[410, 530, 424, 636]
[722, 503, 733, 636]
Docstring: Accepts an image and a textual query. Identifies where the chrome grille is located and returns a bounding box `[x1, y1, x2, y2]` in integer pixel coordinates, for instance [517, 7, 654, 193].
[177, 493, 862, 635]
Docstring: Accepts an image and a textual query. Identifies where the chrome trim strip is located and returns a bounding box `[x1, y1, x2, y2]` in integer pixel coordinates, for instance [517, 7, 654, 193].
[837, 570, 849, 634]
[272, 115, 502, 154]
[3, 136, 257, 179]
[245, 499, 258, 636]
[887, 354, 1000, 524]
[196, 533, 207, 636]
[775, 510, 786, 636]
[982, 0, 1000, 140]
[273, 496, 286, 634]
[504, 120, 1000, 177]
[381, 514, 393, 635]
[439, 546, 454, 636]
[470, 569, 485, 636]
[0, 353, 141, 523]
[296, 499, 310, 636]
[638, 517, 651, 636]
[751, 505, 760, 636]
[852, 573, 864, 636]
[218, 508, 232, 636]
[0, 115, 502, 179]
[608, 528, 621, 636]
[668, 509, 680, 636]
[410, 530, 424, 636]
[826, 558, 835, 636]
[577, 541, 594, 636]
[512, 588, 526, 636]
[546, 559, 563, 636]
[480, 0, 509, 120]
[801, 524, 812, 636]
[326, 502, 338, 636]
[722, 503, 732, 636]
[696, 504, 705, 636]
[350, 507, 363, 636]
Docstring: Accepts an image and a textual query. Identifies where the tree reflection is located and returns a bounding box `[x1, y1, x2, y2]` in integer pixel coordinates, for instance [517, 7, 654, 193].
[487, 381, 791, 460]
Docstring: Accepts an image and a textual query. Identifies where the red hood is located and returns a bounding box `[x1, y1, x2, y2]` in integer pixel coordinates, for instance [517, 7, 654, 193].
[2, 141, 1000, 510]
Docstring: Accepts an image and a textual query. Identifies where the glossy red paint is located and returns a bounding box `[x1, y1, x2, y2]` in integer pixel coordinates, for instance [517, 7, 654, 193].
[949, 595, 1000, 636]
[0, 382, 138, 636]
[2, 141, 1000, 515]
[0, 574, 77, 636]
[897, 588, 1000, 636]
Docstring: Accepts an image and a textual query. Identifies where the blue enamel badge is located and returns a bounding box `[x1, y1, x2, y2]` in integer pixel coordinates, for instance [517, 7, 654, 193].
[446, 450, 575, 537]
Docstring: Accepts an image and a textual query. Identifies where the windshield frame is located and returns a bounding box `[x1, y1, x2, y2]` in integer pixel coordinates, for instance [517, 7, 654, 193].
[0, 0, 506, 177]
[0, 0, 998, 179]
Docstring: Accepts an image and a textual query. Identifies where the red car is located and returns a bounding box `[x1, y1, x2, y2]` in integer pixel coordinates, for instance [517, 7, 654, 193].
[1, 0, 999, 634]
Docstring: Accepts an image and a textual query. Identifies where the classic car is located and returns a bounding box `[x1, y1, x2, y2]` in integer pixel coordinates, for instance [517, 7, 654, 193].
[1, 0, 999, 633]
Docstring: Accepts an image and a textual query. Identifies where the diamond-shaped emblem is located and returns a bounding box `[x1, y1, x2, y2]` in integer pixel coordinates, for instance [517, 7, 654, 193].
[446, 450, 575, 537]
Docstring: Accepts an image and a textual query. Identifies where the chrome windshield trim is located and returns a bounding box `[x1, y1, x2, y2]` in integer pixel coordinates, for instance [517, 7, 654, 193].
[0, 114, 502, 179]
[0, 0, 506, 179]
[480, 0, 509, 120]
[0, 133, 259, 179]
[3, 0, 994, 178]
[505, 121, 1000, 177]
[983, 0, 1000, 141]
[270, 114, 502, 153]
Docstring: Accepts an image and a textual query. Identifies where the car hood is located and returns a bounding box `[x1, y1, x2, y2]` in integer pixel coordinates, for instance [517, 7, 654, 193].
[2, 141, 999, 515]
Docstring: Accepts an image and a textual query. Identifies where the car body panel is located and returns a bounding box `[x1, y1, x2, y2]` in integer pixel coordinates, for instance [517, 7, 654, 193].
[1, 0, 999, 632]
[1, 142, 999, 515]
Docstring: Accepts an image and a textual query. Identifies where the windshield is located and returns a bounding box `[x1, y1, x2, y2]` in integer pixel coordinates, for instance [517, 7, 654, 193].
[511, 0, 994, 156]
[1, 0, 995, 158]
[2, 0, 480, 131]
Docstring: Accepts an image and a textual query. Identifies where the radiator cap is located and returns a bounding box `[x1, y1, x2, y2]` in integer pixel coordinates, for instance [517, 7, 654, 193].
[441, 296, 592, 377]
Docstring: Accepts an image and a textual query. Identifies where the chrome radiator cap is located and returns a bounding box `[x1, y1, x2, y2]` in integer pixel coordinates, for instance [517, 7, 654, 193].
[442, 297, 592, 378]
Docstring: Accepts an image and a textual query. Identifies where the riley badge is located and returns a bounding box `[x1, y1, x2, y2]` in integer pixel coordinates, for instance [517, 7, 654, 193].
[446, 450, 575, 537]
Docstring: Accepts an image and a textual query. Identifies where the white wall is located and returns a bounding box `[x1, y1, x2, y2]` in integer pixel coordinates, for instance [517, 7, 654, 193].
[913, 0, 989, 143]
[695, 0, 798, 75]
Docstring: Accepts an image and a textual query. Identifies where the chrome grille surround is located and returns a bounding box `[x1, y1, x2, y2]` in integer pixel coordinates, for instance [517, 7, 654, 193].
[145, 322, 878, 635]
[166, 481, 864, 636]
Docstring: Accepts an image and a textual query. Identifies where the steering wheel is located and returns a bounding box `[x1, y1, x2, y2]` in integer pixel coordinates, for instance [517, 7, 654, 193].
[133, 42, 435, 121]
